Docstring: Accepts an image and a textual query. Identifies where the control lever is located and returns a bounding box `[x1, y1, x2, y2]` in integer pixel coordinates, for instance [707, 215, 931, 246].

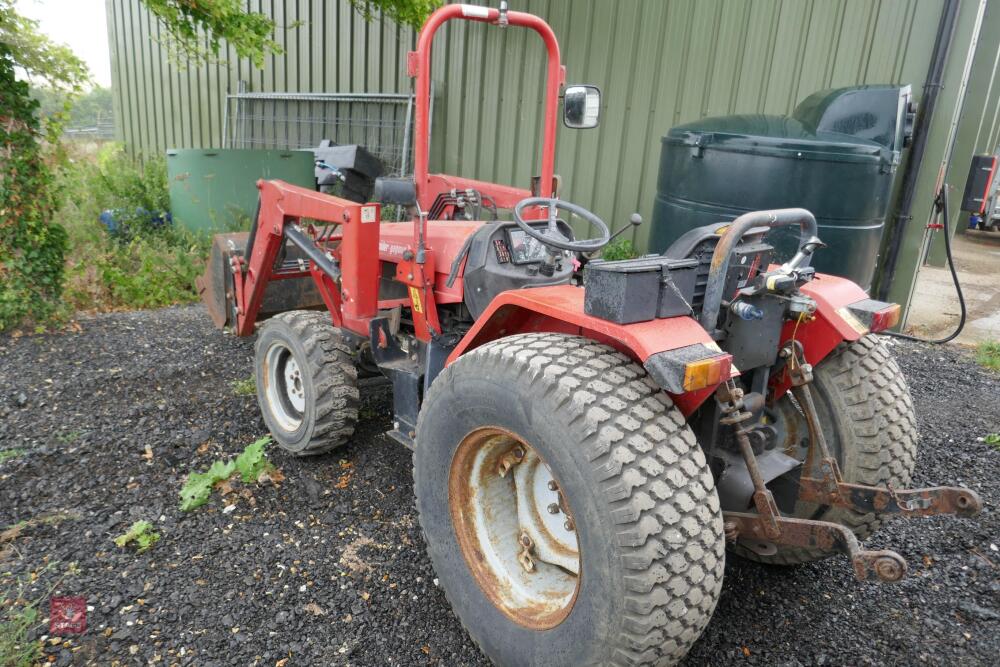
[607, 213, 643, 244]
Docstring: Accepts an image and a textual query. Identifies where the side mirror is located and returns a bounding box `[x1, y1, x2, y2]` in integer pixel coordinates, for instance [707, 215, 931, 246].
[563, 85, 601, 129]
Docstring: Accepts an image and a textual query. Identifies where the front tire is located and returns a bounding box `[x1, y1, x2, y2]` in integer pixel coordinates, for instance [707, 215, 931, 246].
[254, 311, 359, 456]
[415, 333, 724, 666]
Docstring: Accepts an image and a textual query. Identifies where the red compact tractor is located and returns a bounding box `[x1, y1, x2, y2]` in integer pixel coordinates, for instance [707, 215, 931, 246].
[199, 4, 982, 665]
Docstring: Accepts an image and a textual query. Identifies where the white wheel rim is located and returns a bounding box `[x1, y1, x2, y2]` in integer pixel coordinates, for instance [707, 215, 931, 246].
[263, 342, 305, 431]
[449, 428, 580, 630]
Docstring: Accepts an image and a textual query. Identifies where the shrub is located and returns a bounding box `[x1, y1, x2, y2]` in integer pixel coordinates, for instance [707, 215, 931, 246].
[0, 45, 67, 331]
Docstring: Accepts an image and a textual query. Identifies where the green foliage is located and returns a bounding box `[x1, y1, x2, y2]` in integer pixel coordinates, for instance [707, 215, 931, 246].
[231, 376, 256, 396]
[0, 449, 25, 464]
[349, 0, 443, 29]
[976, 340, 1000, 371]
[32, 86, 113, 130]
[0, 1, 90, 92]
[113, 520, 160, 553]
[601, 238, 638, 261]
[985, 433, 1000, 451]
[0, 586, 41, 667]
[55, 143, 209, 313]
[143, 0, 281, 67]
[0, 45, 68, 332]
[233, 436, 271, 483]
[180, 437, 274, 511]
[143, 0, 439, 67]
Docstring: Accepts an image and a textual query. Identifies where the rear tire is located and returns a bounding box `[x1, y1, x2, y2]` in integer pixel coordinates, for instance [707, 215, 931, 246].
[254, 311, 359, 456]
[415, 333, 725, 666]
[733, 334, 918, 565]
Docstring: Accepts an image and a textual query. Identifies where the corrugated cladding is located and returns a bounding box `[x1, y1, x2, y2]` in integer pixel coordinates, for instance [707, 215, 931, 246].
[107, 0, 998, 308]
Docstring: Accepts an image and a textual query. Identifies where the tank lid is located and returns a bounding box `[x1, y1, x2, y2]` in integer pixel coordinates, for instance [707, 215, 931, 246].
[664, 114, 887, 161]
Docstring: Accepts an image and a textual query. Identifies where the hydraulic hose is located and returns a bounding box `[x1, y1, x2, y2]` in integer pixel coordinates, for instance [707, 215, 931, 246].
[881, 186, 967, 344]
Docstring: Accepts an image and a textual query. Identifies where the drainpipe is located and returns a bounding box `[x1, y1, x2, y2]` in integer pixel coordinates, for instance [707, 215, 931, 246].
[876, 0, 960, 300]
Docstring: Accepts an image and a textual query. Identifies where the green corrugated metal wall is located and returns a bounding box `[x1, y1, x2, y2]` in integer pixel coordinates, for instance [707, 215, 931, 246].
[107, 0, 997, 315]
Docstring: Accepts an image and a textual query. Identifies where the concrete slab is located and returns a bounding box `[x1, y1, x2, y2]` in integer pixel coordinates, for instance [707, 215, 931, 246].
[904, 231, 1000, 346]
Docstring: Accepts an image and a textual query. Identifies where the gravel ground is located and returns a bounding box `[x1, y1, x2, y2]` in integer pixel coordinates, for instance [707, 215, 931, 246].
[0, 305, 997, 666]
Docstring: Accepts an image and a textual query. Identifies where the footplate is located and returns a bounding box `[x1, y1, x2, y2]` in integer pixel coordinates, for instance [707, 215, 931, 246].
[724, 512, 908, 582]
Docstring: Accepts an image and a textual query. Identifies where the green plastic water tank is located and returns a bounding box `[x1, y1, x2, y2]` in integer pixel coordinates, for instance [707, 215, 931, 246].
[649, 86, 912, 289]
[166, 149, 316, 233]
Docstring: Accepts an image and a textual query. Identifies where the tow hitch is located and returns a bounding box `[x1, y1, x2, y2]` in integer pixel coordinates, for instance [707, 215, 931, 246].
[719, 343, 983, 583]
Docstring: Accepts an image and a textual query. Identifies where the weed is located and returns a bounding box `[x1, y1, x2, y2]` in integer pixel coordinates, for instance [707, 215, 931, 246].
[112, 520, 160, 553]
[231, 376, 256, 396]
[53, 143, 211, 316]
[56, 430, 82, 444]
[985, 433, 1000, 451]
[180, 436, 275, 511]
[0, 449, 26, 464]
[975, 340, 1000, 372]
[601, 238, 638, 261]
[0, 564, 60, 667]
[0, 587, 42, 667]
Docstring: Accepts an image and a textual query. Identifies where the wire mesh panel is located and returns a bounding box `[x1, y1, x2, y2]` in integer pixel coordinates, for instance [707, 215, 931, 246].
[223, 92, 418, 177]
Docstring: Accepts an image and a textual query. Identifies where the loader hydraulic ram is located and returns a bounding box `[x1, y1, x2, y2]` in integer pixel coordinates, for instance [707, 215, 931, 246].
[199, 3, 983, 665]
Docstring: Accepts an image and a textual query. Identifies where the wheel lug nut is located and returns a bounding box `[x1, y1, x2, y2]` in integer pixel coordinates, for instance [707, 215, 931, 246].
[547, 480, 558, 491]
[547, 503, 560, 514]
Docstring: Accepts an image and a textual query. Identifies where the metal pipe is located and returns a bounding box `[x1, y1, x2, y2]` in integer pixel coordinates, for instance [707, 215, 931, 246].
[700, 208, 819, 333]
[876, 0, 960, 300]
[283, 225, 342, 283]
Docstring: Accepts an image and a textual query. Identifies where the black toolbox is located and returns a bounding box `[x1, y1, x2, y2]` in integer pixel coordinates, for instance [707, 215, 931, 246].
[584, 256, 699, 324]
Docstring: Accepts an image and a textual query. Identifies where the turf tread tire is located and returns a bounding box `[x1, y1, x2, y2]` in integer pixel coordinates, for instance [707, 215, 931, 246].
[254, 311, 359, 456]
[734, 334, 918, 565]
[414, 333, 725, 666]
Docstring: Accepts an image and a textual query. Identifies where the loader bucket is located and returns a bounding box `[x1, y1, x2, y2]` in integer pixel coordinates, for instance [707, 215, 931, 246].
[196, 232, 326, 330]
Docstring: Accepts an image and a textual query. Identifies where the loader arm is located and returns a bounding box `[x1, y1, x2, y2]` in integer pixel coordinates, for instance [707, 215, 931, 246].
[232, 180, 381, 337]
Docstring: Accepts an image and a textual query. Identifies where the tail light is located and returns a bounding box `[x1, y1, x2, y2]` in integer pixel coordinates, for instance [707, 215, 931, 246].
[683, 355, 732, 392]
[842, 299, 901, 334]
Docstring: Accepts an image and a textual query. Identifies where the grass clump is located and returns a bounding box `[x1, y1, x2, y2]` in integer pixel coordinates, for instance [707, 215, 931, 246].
[0, 449, 26, 464]
[0, 583, 43, 667]
[985, 434, 1000, 451]
[112, 520, 160, 553]
[975, 340, 1000, 372]
[601, 238, 638, 261]
[180, 436, 276, 511]
[231, 376, 256, 396]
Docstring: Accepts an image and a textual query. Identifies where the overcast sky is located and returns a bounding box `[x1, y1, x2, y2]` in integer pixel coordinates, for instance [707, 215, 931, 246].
[16, 0, 112, 88]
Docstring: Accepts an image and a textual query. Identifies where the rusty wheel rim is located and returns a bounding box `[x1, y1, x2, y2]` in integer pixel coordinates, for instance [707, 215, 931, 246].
[449, 427, 580, 630]
[262, 342, 305, 432]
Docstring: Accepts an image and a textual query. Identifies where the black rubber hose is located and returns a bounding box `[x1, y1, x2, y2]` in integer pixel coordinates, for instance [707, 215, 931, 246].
[881, 186, 966, 344]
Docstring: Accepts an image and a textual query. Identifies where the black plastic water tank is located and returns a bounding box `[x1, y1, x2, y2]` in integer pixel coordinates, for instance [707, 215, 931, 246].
[649, 85, 912, 289]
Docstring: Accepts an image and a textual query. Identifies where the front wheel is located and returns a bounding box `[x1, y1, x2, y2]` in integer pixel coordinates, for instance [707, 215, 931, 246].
[254, 311, 359, 456]
[415, 333, 724, 666]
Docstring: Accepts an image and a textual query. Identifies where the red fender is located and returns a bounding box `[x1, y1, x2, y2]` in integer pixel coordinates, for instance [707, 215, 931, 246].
[447, 284, 735, 415]
[770, 272, 871, 398]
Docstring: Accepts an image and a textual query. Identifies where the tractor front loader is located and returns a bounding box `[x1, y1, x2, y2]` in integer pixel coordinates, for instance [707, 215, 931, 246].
[198, 4, 983, 665]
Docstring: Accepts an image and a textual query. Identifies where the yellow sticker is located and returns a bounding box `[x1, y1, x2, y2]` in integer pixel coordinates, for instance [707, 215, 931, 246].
[409, 286, 423, 314]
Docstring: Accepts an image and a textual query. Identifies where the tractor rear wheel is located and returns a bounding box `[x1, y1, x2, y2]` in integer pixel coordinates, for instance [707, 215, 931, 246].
[254, 311, 359, 456]
[415, 333, 725, 666]
[734, 334, 918, 565]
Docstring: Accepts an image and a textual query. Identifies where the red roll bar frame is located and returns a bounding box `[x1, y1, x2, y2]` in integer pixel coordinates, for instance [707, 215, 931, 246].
[407, 3, 566, 211]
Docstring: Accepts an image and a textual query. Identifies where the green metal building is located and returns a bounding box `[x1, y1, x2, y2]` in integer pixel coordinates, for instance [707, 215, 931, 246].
[106, 0, 1000, 319]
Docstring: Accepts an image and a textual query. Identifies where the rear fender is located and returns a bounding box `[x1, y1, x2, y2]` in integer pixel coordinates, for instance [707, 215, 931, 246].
[447, 285, 735, 415]
[770, 272, 871, 398]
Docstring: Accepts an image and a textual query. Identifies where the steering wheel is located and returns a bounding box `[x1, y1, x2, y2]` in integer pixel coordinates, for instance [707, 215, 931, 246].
[512, 197, 611, 253]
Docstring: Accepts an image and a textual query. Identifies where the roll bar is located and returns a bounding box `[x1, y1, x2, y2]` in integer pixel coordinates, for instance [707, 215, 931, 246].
[700, 208, 822, 333]
[409, 3, 565, 211]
